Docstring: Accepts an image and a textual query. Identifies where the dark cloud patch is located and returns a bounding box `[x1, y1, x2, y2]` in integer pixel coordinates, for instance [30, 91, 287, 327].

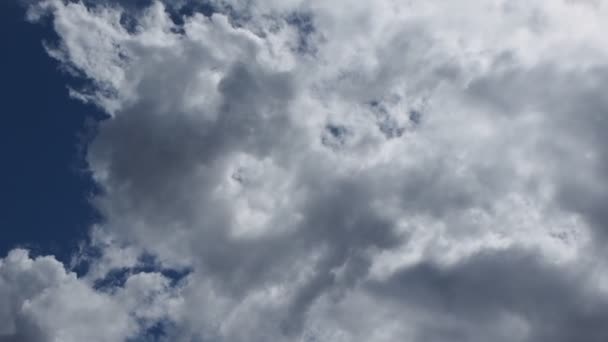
[91, 58, 295, 224]
[276, 173, 405, 334]
[285, 12, 317, 55]
[0, 319, 46, 342]
[369, 248, 608, 342]
[322, 124, 350, 148]
[409, 109, 422, 125]
[369, 100, 405, 139]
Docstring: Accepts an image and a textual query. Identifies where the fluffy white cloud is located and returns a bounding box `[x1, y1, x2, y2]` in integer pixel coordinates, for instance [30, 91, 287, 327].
[18, 0, 608, 341]
[0, 246, 183, 342]
[0, 249, 130, 342]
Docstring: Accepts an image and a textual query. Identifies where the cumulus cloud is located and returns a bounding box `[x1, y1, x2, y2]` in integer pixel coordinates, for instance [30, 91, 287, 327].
[0, 249, 158, 342]
[13, 0, 608, 340]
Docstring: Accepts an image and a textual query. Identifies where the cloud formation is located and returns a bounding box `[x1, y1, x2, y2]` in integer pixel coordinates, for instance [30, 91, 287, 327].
[8, 0, 608, 340]
[0, 248, 179, 342]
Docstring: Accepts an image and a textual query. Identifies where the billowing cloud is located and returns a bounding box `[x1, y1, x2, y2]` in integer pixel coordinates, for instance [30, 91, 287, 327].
[10, 0, 608, 341]
[0, 248, 181, 342]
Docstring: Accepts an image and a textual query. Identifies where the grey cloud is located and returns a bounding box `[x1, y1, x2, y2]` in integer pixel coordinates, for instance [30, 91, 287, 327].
[368, 247, 608, 342]
[465, 63, 608, 241]
[22, 1, 608, 341]
[92, 59, 295, 216]
[279, 175, 404, 334]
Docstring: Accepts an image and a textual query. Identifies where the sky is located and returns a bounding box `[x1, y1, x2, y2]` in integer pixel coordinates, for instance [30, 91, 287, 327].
[2, 0, 608, 341]
[0, 1, 105, 261]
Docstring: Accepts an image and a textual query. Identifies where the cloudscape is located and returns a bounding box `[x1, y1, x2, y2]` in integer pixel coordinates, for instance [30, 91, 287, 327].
[2, 0, 608, 341]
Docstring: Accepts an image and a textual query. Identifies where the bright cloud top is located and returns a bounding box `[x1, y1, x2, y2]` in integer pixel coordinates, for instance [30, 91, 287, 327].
[4, 0, 608, 341]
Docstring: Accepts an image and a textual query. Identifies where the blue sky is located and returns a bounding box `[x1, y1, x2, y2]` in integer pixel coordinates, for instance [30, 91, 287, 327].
[0, 2, 104, 261]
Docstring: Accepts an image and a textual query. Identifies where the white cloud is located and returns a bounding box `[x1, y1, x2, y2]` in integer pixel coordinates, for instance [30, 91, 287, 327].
[18, 0, 608, 340]
[0, 249, 131, 342]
